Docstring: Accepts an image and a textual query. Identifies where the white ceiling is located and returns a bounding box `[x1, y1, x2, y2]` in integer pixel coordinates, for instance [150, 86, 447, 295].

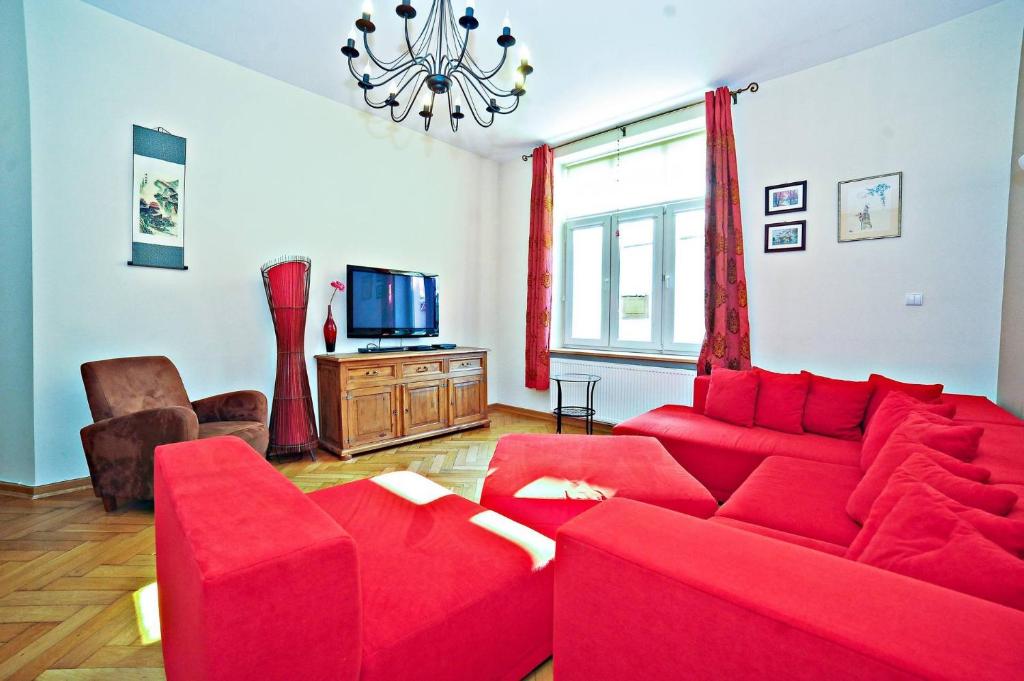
[82, 0, 999, 161]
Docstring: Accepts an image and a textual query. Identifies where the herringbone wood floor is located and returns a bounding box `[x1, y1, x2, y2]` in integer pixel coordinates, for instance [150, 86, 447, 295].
[0, 408, 591, 680]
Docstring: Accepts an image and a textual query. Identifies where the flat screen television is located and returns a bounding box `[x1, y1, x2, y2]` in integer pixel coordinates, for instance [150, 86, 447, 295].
[346, 265, 439, 338]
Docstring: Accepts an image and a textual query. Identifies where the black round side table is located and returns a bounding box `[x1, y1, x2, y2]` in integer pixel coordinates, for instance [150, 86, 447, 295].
[552, 373, 601, 434]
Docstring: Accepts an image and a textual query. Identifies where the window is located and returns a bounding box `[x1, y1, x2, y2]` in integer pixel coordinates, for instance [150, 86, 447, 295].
[561, 131, 706, 355]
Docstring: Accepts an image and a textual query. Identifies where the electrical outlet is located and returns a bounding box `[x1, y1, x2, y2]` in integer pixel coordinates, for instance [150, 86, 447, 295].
[905, 293, 924, 306]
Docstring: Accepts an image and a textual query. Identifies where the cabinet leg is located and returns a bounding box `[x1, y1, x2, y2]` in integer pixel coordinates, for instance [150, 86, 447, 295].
[101, 495, 118, 512]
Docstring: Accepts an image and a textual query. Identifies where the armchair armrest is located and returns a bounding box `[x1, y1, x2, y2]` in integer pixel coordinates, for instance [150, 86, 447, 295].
[191, 390, 267, 424]
[80, 406, 199, 503]
[555, 499, 1024, 681]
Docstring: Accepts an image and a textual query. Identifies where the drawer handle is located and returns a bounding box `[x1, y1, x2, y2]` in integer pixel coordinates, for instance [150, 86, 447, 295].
[366, 370, 379, 376]
[415, 366, 429, 373]
[458, 362, 473, 368]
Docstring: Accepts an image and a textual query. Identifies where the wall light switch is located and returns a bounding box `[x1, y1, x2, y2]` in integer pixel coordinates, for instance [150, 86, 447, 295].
[905, 293, 924, 306]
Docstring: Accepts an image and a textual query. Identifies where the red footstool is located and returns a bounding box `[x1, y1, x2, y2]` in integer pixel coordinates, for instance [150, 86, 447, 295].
[481, 434, 718, 538]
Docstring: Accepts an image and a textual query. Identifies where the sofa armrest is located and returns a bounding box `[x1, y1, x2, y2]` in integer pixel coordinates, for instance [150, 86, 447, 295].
[154, 436, 361, 681]
[554, 498, 1024, 681]
[692, 374, 710, 413]
[80, 406, 199, 500]
[191, 390, 267, 424]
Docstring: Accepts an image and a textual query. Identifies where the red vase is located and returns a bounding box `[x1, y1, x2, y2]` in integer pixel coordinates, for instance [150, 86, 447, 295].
[323, 305, 337, 352]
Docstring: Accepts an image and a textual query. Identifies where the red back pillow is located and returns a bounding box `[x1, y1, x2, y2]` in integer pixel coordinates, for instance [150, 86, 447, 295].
[801, 372, 873, 441]
[704, 368, 759, 427]
[847, 439, 991, 524]
[898, 454, 1016, 516]
[864, 374, 944, 425]
[854, 483, 1024, 610]
[848, 468, 1024, 560]
[860, 392, 957, 470]
[753, 368, 809, 434]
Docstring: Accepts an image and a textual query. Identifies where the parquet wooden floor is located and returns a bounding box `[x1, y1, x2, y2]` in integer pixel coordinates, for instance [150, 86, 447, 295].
[0, 408, 585, 680]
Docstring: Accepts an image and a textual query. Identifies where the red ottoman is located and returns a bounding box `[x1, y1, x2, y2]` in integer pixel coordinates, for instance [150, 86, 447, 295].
[481, 434, 717, 538]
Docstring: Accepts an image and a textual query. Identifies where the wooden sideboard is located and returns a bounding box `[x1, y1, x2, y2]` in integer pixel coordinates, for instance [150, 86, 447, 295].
[315, 347, 489, 458]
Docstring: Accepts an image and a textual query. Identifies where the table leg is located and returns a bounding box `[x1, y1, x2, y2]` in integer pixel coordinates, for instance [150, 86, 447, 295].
[556, 382, 563, 434]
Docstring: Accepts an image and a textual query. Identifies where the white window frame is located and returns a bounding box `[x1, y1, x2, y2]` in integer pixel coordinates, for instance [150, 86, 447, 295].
[563, 215, 611, 348]
[562, 200, 705, 356]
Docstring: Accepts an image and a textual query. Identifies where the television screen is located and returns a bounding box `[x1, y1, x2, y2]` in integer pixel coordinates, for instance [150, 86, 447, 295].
[346, 265, 439, 338]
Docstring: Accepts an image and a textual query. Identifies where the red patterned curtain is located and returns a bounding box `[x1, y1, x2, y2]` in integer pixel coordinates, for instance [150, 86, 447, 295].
[525, 144, 554, 389]
[698, 87, 751, 375]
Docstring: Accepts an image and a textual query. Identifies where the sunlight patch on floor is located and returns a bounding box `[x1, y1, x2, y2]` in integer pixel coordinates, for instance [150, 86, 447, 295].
[132, 581, 161, 645]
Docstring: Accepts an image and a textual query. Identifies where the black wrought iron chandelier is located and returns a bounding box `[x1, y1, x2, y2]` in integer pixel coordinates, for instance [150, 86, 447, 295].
[341, 0, 533, 132]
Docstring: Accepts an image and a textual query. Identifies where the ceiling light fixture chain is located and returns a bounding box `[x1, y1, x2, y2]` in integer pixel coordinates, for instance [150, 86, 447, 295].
[341, 0, 533, 132]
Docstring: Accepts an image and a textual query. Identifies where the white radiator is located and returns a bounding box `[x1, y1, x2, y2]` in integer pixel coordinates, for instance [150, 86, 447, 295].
[549, 358, 696, 425]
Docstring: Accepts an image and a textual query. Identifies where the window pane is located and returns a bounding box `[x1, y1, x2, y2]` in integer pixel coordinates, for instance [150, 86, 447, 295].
[616, 217, 655, 343]
[673, 210, 705, 347]
[561, 132, 706, 218]
[570, 226, 604, 340]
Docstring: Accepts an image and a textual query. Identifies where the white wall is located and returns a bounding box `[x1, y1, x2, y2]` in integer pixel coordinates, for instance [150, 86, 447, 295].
[490, 2, 1022, 411]
[735, 1, 1021, 396]
[999, 41, 1024, 418]
[0, 0, 36, 486]
[22, 0, 499, 485]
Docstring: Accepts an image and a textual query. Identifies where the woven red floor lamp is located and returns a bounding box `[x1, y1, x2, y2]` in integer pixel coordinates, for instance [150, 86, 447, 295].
[261, 255, 318, 460]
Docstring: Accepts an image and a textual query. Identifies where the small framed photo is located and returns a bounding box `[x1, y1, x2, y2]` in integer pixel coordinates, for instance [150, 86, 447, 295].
[765, 180, 807, 215]
[764, 220, 806, 253]
[838, 172, 902, 242]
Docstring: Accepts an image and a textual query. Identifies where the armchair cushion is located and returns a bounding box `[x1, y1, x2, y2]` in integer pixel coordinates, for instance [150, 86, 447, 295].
[191, 390, 268, 424]
[198, 421, 269, 456]
[80, 406, 199, 500]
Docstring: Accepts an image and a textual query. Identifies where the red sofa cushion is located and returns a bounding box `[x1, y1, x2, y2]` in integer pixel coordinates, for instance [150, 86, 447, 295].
[309, 473, 554, 681]
[704, 368, 759, 427]
[855, 479, 1024, 610]
[480, 434, 717, 538]
[613, 406, 861, 500]
[847, 438, 991, 525]
[848, 468, 1024, 560]
[865, 373, 944, 424]
[898, 454, 1017, 516]
[973, 424, 1024, 485]
[801, 372, 873, 441]
[859, 391, 957, 470]
[154, 437, 362, 681]
[716, 456, 862, 547]
[753, 368, 809, 434]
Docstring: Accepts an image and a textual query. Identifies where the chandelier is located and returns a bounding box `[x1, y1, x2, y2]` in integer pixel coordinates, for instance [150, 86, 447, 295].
[341, 0, 533, 132]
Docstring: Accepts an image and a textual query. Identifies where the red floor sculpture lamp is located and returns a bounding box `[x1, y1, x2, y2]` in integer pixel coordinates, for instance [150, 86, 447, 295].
[261, 255, 318, 460]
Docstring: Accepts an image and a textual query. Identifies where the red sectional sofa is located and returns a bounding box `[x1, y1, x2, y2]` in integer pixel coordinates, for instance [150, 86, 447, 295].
[561, 372, 1024, 679]
[154, 436, 554, 681]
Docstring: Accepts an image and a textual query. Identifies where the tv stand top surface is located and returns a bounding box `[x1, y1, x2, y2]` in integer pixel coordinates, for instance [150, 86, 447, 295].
[315, 346, 488, 362]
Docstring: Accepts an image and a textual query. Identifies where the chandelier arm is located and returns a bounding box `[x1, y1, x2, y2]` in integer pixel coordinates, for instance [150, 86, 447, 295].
[494, 95, 522, 115]
[361, 31, 422, 74]
[391, 73, 430, 124]
[363, 87, 392, 110]
[451, 75, 496, 128]
[443, 7, 509, 80]
[403, 0, 437, 57]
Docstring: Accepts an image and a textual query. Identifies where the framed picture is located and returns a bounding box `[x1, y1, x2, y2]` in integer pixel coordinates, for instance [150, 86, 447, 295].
[130, 125, 187, 269]
[838, 172, 902, 242]
[764, 220, 806, 253]
[765, 180, 807, 215]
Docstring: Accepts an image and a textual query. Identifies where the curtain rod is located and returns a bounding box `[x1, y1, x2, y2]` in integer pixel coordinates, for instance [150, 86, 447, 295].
[521, 82, 759, 162]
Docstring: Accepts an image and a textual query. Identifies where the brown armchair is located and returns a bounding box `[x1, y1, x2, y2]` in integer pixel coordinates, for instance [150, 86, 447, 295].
[80, 356, 269, 511]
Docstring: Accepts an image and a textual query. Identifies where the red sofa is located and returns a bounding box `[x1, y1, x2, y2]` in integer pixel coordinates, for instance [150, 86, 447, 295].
[154, 436, 554, 681]
[557, 374, 1024, 679]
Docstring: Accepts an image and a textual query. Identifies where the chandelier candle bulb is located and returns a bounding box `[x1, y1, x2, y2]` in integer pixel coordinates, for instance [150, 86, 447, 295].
[362, 0, 373, 18]
[501, 12, 511, 34]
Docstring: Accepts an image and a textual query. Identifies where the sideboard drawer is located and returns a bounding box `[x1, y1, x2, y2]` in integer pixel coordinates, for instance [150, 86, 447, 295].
[348, 363, 397, 383]
[448, 357, 482, 373]
[402, 360, 443, 378]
